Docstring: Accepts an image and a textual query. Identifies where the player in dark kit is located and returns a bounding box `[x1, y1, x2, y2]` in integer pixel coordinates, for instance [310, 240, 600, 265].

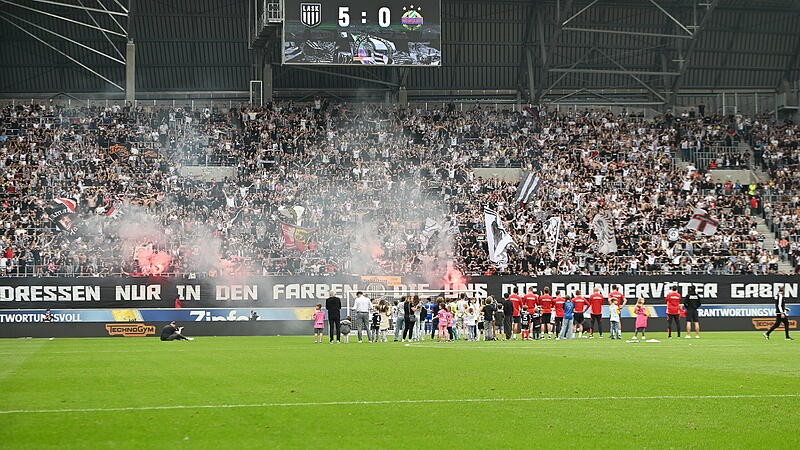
[764, 287, 793, 340]
[160, 321, 193, 341]
[530, 306, 542, 340]
[520, 306, 531, 340]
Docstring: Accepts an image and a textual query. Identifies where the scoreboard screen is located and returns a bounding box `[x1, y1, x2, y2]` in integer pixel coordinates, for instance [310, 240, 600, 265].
[282, 0, 441, 66]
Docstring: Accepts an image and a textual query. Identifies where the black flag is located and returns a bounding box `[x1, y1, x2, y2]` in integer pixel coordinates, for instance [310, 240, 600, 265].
[515, 172, 541, 204]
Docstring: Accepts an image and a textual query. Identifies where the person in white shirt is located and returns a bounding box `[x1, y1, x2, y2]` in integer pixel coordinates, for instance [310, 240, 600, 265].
[352, 291, 372, 343]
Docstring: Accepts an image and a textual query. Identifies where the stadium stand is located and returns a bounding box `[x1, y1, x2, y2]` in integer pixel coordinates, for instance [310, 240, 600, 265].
[0, 102, 796, 277]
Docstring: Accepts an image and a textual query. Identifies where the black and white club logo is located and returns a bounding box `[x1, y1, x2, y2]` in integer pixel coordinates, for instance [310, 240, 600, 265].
[300, 3, 321, 27]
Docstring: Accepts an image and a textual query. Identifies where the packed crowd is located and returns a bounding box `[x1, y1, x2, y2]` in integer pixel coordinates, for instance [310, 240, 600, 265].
[752, 119, 800, 269]
[0, 101, 797, 277]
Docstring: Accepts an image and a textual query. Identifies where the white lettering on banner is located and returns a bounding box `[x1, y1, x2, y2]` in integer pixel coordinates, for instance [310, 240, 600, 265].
[188, 310, 251, 321]
[698, 308, 775, 317]
[216, 285, 258, 301]
[731, 283, 798, 299]
[115, 285, 161, 301]
[0, 312, 82, 323]
[176, 285, 200, 301]
[503, 283, 537, 296]
[0, 286, 99, 302]
[272, 284, 358, 300]
[517, 282, 723, 300]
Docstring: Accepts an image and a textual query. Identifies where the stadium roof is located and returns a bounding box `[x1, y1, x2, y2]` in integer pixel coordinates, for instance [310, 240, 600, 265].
[0, 0, 798, 103]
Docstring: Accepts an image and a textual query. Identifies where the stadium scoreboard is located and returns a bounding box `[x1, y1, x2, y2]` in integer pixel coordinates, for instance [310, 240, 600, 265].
[282, 0, 441, 66]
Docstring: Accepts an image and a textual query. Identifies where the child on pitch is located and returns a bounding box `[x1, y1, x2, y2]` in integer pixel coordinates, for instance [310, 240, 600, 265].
[437, 303, 450, 342]
[447, 302, 457, 341]
[340, 316, 352, 344]
[379, 303, 390, 342]
[495, 304, 505, 340]
[530, 305, 542, 340]
[609, 299, 622, 339]
[633, 298, 649, 340]
[465, 306, 478, 341]
[520, 306, 531, 340]
[370, 309, 381, 343]
[312, 304, 326, 343]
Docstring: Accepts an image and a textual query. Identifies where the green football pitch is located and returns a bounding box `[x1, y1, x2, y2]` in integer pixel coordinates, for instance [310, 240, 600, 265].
[0, 332, 797, 449]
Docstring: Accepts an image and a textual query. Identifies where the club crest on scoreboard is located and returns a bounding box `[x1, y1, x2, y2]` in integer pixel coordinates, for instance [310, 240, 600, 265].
[300, 2, 321, 27]
[401, 4, 424, 30]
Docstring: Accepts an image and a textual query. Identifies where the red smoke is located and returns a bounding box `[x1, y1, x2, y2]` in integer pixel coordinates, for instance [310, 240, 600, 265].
[134, 246, 172, 275]
[443, 262, 467, 290]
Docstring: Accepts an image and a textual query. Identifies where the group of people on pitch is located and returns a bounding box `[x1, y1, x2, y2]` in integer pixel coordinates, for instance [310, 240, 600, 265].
[457, 284, 701, 341]
[319, 285, 713, 343]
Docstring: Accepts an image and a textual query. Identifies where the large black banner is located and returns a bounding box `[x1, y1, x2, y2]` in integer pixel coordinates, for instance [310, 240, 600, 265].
[0, 275, 797, 309]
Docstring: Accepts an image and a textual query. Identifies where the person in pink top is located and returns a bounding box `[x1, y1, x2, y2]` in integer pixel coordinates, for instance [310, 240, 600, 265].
[312, 303, 326, 343]
[633, 298, 649, 340]
[437, 304, 449, 342]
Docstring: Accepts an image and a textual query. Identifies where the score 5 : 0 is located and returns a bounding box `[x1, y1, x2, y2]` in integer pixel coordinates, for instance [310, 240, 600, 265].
[338, 6, 392, 27]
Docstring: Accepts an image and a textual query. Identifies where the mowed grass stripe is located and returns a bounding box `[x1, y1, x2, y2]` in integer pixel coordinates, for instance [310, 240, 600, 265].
[2, 393, 800, 415]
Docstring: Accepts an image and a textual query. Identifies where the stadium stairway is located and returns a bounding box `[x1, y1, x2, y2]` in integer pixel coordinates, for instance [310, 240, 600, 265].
[752, 215, 795, 273]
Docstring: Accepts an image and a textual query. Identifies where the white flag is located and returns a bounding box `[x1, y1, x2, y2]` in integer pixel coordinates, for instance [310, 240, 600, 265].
[484, 207, 515, 270]
[686, 208, 719, 236]
[591, 213, 618, 254]
[543, 216, 561, 259]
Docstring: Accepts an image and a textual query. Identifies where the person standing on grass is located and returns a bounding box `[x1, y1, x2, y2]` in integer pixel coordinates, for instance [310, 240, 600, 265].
[416, 297, 426, 340]
[393, 299, 404, 342]
[664, 286, 682, 338]
[633, 298, 649, 340]
[520, 306, 531, 340]
[553, 292, 566, 338]
[494, 303, 506, 340]
[352, 291, 372, 343]
[312, 304, 326, 343]
[609, 299, 622, 339]
[501, 294, 513, 340]
[424, 297, 434, 338]
[538, 287, 554, 339]
[531, 305, 542, 340]
[370, 307, 382, 343]
[609, 285, 626, 333]
[482, 297, 495, 341]
[588, 287, 605, 338]
[523, 287, 538, 336]
[430, 298, 441, 340]
[379, 302, 391, 342]
[764, 287, 793, 340]
[572, 291, 587, 338]
[402, 297, 416, 342]
[684, 286, 702, 339]
[437, 303, 449, 342]
[558, 296, 575, 340]
[325, 290, 342, 343]
[509, 287, 523, 339]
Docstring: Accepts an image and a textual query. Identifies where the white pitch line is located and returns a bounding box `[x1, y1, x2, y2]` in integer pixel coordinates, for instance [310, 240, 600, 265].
[2, 394, 798, 415]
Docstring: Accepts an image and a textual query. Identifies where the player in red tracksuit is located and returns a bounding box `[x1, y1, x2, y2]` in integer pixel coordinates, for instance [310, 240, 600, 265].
[538, 287, 554, 339]
[609, 285, 626, 333]
[588, 287, 605, 338]
[553, 293, 566, 338]
[509, 288, 523, 340]
[665, 287, 682, 338]
[572, 291, 588, 338]
[523, 287, 538, 339]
